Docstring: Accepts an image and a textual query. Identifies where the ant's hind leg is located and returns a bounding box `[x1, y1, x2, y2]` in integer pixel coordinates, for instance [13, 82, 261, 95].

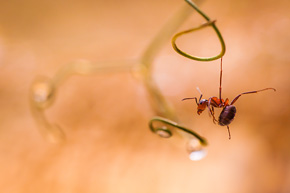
[219, 57, 223, 101]
[230, 88, 276, 105]
[227, 125, 231, 140]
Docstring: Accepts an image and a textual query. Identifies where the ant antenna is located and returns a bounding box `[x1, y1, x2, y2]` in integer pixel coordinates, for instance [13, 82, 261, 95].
[182, 87, 204, 104]
[196, 87, 202, 94]
[227, 126, 231, 140]
[196, 87, 202, 95]
[196, 87, 203, 102]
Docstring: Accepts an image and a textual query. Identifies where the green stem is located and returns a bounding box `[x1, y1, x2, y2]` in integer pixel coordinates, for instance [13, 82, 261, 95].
[53, 60, 137, 88]
[149, 116, 208, 146]
[172, 0, 226, 61]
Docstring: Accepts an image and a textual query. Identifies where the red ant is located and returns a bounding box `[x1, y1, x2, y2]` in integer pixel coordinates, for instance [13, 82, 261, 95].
[182, 58, 276, 139]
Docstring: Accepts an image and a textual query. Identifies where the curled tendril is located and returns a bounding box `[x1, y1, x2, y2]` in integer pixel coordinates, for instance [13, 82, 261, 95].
[30, 60, 136, 142]
[149, 117, 208, 146]
[30, 76, 55, 109]
[172, 0, 226, 61]
[29, 77, 65, 143]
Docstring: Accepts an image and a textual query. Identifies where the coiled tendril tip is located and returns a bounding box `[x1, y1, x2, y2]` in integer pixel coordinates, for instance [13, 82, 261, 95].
[149, 117, 208, 146]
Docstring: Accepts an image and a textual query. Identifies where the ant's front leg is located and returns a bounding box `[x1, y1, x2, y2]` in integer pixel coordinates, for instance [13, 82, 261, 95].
[207, 97, 215, 123]
[207, 102, 218, 124]
[230, 88, 276, 105]
[208, 96, 222, 124]
[209, 106, 218, 124]
[182, 97, 198, 105]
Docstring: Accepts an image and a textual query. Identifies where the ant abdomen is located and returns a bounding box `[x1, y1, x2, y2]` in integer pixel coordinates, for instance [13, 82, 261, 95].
[218, 105, 236, 126]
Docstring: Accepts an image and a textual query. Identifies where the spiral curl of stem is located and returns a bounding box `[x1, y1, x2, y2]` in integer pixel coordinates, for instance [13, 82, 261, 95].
[149, 117, 208, 146]
[172, 0, 226, 61]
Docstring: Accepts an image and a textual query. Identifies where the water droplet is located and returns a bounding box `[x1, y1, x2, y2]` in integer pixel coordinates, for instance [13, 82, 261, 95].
[187, 139, 207, 161]
[189, 149, 207, 161]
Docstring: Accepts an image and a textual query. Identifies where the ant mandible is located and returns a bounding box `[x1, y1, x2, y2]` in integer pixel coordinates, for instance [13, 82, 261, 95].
[182, 58, 276, 139]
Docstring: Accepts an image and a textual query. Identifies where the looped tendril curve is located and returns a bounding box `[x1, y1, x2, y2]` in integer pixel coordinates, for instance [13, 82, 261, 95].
[149, 116, 208, 146]
[172, 0, 226, 61]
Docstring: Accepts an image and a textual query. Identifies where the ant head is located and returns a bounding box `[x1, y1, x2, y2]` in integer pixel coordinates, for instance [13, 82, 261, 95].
[197, 99, 208, 115]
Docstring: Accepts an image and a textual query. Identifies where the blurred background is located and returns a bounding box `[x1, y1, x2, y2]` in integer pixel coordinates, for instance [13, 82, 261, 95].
[0, 0, 289, 192]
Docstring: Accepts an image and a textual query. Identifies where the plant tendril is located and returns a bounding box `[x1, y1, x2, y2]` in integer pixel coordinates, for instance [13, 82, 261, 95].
[149, 117, 208, 146]
[172, 0, 226, 61]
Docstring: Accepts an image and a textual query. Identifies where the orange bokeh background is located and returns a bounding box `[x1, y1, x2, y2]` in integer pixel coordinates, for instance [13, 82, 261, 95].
[0, 0, 289, 192]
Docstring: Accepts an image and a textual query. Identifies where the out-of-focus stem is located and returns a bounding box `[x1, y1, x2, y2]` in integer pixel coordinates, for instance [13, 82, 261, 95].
[139, 3, 196, 121]
[30, 0, 209, 146]
[52, 60, 137, 88]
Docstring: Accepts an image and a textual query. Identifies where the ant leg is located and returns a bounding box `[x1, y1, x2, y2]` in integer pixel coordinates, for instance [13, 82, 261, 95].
[207, 97, 218, 124]
[182, 97, 198, 105]
[207, 105, 215, 123]
[219, 57, 223, 101]
[210, 106, 218, 124]
[227, 126, 231, 140]
[208, 97, 213, 113]
[230, 88, 276, 105]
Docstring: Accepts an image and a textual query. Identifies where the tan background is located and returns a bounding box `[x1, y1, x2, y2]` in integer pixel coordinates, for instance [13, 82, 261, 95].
[0, 0, 289, 192]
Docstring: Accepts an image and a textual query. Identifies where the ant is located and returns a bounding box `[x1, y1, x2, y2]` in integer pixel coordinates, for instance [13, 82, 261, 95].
[182, 58, 276, 139]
